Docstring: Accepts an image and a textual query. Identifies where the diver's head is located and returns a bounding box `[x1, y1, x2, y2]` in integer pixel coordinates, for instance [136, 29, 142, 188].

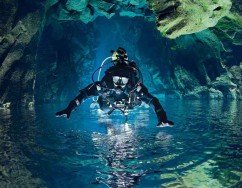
[112, 76, 129, 94]
[111, 47, 129, 65]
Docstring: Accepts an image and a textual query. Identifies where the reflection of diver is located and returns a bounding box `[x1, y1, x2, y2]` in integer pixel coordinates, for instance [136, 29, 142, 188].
[56, 47, 174, 127]
[91, 123, 143, 187]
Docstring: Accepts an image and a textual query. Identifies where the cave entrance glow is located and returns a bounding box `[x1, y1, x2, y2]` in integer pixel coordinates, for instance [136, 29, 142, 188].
[35, 16, 171, 103]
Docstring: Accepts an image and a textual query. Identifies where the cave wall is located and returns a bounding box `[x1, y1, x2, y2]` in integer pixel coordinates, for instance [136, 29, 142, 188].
[0, 0, 45, 107]
[35, 20, 97, 103]
[172, 30, 241, 99]
[120, 17, 242, 99]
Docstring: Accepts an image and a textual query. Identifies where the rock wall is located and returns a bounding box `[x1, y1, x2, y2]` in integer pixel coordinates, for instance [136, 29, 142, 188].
[0, 0, 45, 107]
[126, 17, 242, 99]
[148, 0, 232, 38]
[35, 20, 97, 103]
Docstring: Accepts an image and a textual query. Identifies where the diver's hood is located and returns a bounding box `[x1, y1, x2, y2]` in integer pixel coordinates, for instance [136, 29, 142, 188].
[111, 47, 129, 65]
[106, 65, 136, 78]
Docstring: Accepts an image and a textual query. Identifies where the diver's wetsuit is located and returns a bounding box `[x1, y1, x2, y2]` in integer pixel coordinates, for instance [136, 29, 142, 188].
[59, 62, 172, 125]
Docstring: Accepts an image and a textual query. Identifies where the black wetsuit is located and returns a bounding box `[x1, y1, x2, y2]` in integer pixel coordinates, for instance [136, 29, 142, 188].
[59, 62, 172, 125]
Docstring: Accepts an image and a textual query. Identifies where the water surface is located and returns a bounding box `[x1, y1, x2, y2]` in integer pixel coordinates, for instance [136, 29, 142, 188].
[0, 99, 241, 187]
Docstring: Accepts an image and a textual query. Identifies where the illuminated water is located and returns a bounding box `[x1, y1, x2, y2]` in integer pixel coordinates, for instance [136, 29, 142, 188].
[0, 99, 241, 187]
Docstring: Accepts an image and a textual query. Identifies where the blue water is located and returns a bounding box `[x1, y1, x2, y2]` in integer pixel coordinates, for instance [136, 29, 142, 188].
[0, 99, 241, 187]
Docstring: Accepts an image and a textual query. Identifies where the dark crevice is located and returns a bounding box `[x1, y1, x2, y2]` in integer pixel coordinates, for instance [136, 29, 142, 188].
[214, 6, 222, 11]
[165, 19, 186, 35]
[157, 2, 180, 20]
[0, 60, 19, 98]
[0, 40, 17, 67]
[87, 4, 95, 15]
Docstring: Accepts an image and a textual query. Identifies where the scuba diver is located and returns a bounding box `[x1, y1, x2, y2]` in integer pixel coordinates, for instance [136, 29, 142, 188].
[56, 47, 174, 127]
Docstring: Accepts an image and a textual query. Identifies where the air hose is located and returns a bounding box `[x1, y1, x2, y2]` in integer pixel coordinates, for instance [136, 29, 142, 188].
[98, 56, 112, 82]
[91, 56, 112, 102]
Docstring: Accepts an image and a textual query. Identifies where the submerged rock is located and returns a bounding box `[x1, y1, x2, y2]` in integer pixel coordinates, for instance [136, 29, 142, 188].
[184, 86, 224, 99]
[209, 88, 224, 99]
[211, 73, 239, 99]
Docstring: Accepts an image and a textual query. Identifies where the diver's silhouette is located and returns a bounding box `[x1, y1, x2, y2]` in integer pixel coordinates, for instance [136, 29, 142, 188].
[56, 47, 174, 127]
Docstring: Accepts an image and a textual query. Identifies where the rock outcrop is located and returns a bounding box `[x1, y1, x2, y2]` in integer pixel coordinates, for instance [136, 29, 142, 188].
[148, 0, 232, 38]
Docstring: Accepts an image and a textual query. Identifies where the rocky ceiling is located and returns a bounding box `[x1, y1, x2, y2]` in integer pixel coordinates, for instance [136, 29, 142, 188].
[47, 0, 233, 38]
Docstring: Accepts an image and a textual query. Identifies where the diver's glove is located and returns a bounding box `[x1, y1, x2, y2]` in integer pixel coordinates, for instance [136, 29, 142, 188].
[55, 100, 77, 119]
[156, 108, 174, 127]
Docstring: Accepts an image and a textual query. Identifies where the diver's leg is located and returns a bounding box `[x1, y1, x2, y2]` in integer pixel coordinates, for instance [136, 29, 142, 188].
[136, 84, 174, 126]
[56, 83, 99, 119]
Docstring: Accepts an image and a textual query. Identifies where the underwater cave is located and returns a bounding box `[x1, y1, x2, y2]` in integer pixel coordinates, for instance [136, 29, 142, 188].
[1, 0, 242, 107]
[0, 0, 242, 187]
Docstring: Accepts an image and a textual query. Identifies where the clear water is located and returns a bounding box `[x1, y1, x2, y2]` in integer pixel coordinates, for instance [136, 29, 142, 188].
[0, 99, 241, 187]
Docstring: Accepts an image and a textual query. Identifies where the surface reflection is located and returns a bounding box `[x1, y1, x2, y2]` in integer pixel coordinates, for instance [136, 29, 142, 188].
[0, 107, 46, 187]
[92, 123, 140, 187]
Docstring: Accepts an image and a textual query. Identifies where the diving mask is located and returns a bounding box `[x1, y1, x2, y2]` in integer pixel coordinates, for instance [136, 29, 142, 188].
[113, 76, 129, 88]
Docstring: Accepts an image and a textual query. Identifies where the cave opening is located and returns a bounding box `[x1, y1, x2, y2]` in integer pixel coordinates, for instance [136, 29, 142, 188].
[35, 15, 173, 103]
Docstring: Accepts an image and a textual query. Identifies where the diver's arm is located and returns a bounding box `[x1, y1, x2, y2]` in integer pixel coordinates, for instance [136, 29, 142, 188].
[55, 83, 99, 119]
[136, 83, 174, 126]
